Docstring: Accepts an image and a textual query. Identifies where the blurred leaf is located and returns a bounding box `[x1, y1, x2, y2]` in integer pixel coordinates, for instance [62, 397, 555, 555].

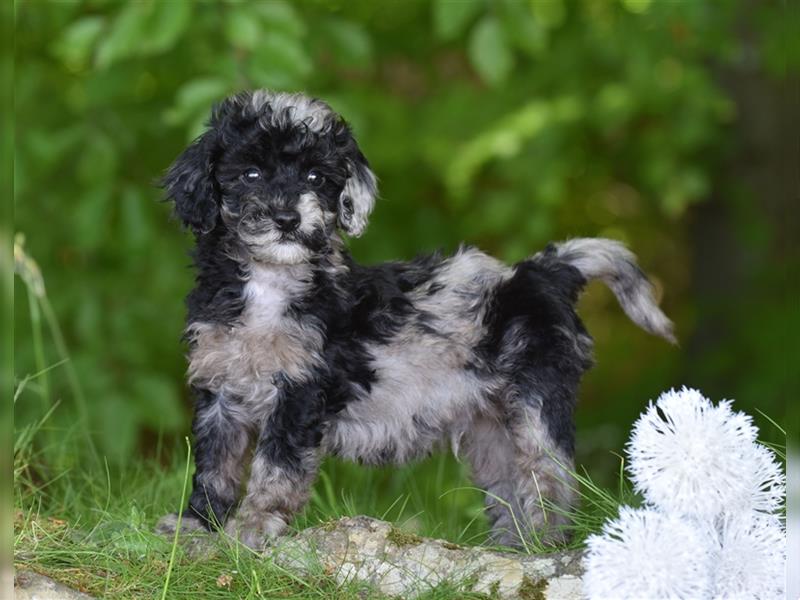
[254, 0, 306, 38]
[248, 32, 312, 90]
[94, 2, 190, 67]
[620, 0, 652, 14]
[530, 0, 566, 29]
[140, 0, 190, 54]
[432, 0, 484, 41]
[467, 16, 514, 87]
[661, 168, 708, 217]
[500, 0, 548, 56]
[596, 83, 634, 125]
[94, 3, 150, 69]
[51, 16, 105, 71]
[447, 98, 582, 197]
[319, 18, 373, 70]
[225, 7, 261, 51]
[25, 126, 83, 168]
[164, 78, 230, 127]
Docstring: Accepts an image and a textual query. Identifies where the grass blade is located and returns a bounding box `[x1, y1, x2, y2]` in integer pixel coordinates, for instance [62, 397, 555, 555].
[160, 437, 192, 600]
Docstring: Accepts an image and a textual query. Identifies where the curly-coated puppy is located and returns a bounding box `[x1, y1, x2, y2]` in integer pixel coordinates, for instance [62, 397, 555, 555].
[156, 90, 675, 550]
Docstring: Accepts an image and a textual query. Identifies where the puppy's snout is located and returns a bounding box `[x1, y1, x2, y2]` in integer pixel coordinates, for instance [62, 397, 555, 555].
[272, 208, 300, 233]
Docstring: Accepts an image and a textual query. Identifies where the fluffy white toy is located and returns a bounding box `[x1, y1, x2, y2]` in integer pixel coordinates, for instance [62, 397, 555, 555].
[585, 387, 786, 600]
[584, 506, 714, 599]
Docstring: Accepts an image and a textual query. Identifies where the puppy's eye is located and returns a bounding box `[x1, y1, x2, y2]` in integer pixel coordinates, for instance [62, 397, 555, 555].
[242, 168, 262, 181]
[306, 170, 325, 187]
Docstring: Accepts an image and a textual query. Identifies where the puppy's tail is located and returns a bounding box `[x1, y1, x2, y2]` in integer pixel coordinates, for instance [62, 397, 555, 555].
[538, 238, 676, 344]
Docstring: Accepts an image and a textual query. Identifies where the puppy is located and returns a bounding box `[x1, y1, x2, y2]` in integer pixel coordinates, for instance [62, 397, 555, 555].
[156, 90, 675, 550]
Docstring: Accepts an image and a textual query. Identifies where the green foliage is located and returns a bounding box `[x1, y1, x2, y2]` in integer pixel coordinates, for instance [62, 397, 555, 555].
[468, 16, 514, 86]
[14, 0, 794, 481]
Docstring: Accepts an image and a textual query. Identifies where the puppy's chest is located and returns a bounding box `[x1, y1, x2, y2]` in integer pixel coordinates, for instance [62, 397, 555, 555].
[187, 265, 320, 402]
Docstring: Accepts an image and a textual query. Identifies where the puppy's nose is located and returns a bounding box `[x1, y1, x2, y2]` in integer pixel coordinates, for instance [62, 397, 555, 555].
[272, 209, 300, 232]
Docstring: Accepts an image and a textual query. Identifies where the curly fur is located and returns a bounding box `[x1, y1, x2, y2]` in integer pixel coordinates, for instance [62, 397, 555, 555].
[157, 90, 675, 550]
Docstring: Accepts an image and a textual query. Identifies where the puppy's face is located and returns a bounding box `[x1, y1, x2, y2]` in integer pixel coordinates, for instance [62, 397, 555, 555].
[215, 122, 348, 264]
[163, 91, 377, 264]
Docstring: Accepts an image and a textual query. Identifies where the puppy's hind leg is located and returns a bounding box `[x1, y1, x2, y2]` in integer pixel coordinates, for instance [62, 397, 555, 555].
[156, 388, 251, 535]
[462, 414, 527, 547]
[462, 405, 576, 549]
[505, 401, 577, 548]
[496, 328, 589, 547]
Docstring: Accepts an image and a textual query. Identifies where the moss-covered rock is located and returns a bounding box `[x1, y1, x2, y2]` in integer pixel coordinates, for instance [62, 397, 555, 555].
[274, 516, 585, 599]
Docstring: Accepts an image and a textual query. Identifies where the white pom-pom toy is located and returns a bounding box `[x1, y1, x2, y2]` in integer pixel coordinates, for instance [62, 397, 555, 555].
[585, 506, 713, 599]
[584, 387, 786, 600]
[627, 387, 760, 520]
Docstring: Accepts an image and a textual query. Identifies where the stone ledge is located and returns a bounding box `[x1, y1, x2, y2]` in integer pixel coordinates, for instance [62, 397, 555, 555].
[14, 571, 95, 600]
[273, 516, 585, 599]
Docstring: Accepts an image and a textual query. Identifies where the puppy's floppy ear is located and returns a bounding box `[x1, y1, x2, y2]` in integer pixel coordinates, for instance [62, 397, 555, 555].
[162, 127, 221, 234]
[334, 121, 377, 238]
[162, 92, 250, 234]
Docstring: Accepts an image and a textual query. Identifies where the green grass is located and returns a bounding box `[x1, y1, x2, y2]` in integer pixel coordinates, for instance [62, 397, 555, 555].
[13, 426, 491, 598]
[13, 240, 631, 599]
[13, 410, 635, 599]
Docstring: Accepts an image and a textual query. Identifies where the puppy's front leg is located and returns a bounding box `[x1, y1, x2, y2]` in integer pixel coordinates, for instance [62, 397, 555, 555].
[157, 388, 250, 535]
[226, 376, 325, 551]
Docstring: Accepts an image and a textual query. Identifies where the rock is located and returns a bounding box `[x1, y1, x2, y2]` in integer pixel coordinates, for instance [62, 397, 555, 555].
[273, 516, 586, 599]
[14, 571, 96, 600]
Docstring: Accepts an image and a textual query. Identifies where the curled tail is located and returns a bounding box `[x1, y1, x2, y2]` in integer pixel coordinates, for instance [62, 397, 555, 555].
[536, 238, 676, 344]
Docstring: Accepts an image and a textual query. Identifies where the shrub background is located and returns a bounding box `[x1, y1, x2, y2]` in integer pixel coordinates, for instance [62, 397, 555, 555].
[14, 1, 794, 494]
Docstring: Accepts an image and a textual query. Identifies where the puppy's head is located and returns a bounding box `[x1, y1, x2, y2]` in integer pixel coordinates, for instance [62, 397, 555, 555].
[163, 90, 377, 264]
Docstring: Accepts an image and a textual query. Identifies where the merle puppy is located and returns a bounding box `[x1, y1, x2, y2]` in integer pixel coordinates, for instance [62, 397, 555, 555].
[157, 90, 675, 550]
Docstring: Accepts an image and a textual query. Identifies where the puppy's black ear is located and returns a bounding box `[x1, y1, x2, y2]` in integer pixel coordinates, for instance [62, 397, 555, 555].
[162, 127, 221, 234]
[334, 121, 377, 238]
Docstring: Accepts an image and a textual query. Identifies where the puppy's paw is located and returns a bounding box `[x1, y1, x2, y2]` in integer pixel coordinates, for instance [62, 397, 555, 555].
[155, 512, 220, 559]
[223, 512, 288, 552]
[155, 511, 207, 537]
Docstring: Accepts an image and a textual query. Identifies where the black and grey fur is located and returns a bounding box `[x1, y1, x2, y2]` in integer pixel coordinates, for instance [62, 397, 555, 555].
[156, 90, 675, 550]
